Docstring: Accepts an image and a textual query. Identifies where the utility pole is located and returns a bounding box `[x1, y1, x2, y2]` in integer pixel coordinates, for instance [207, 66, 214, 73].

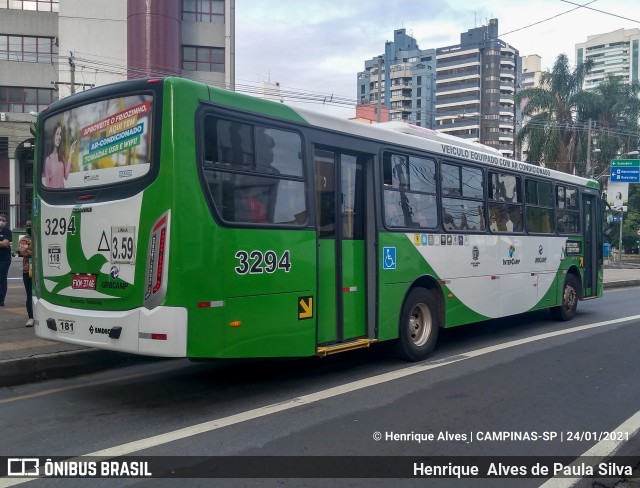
[69, 51, 76, 95]
[585, 118, 592, 177]
[52, 51, 94, 93]
[619, 208, 624, 265]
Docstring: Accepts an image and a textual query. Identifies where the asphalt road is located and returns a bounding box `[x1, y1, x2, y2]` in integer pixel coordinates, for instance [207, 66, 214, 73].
[1, 287, 639, 487]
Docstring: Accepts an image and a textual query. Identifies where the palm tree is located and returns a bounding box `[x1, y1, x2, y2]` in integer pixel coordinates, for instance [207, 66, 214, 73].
[516, 54, 595, 173]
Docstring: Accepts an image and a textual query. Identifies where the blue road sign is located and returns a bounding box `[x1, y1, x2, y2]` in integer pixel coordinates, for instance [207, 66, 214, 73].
[610, 169, 640, 182]
[610, 159, 640, 182]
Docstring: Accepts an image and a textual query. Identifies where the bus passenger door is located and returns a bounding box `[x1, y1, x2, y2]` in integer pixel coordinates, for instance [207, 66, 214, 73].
[314, 147, 368, 345]
[582, 194, 598, 298]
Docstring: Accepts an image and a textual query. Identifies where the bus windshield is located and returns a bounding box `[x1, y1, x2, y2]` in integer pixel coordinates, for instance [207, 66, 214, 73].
[41, 94, 154, 190]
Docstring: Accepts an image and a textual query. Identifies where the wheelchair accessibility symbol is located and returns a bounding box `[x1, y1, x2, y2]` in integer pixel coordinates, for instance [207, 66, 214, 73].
[383, 247, 396, 270]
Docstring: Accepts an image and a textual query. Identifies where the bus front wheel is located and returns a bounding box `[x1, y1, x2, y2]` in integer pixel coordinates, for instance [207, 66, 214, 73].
[551, 274, 579, 321]
[395, 287, 439, 361]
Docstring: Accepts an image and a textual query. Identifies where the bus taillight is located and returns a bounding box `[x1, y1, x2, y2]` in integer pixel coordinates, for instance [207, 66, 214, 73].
[144, 210, 170, 309]
[153, 228, 166, 293]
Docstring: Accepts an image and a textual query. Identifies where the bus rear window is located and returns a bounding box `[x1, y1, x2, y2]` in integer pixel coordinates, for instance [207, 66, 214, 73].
[41, 94, 153, 189]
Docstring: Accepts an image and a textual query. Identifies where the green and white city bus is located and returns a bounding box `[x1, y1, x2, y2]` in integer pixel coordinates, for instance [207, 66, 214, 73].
[33, 77, 604, 361]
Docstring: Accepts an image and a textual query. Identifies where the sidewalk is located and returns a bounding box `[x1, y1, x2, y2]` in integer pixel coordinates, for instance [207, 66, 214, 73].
[1, 267, 640, 388]
[0, 279, 149, 387]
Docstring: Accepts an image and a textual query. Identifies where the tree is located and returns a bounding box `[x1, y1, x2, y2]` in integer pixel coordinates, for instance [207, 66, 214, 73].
[581, 76, 640, 179]
[517, 54, 595, 173]
[622, 184, 640, 252]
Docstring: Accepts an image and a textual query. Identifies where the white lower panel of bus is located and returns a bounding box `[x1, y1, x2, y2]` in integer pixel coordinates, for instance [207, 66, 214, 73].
[33, 298, 187, 357]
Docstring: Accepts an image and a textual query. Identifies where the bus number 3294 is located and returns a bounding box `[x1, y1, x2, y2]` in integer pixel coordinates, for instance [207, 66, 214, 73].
[235, 250, 292, 275]
[44, 216, 77, 236]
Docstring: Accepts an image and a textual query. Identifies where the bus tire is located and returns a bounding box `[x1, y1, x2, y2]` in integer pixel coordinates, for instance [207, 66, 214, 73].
[551, 273, 579, 321]
[395, 287, 439, 361]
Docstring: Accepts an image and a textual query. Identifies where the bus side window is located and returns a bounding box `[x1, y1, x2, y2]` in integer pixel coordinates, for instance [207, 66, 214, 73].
[556, 185, 580, 234]
[383, 152, 437, 230]
[216, 119, 254, 168]
[200, 116, 307, 226]
[441, 164, 461, 196]
[525, 179, 554, 234]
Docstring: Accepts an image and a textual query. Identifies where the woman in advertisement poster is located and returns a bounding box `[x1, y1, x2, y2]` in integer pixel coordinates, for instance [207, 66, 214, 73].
[44, 122, 77, 189]
[613, 192, 624, 211]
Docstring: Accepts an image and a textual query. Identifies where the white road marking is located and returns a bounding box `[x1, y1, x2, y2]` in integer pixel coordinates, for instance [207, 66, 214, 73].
[538, 410, 640, 488]
[1, 314, 640, 487]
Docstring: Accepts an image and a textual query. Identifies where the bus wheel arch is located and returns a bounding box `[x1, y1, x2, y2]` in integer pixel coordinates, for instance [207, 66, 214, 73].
[394, 276, 444, 362]
[551, 267, 581, 321]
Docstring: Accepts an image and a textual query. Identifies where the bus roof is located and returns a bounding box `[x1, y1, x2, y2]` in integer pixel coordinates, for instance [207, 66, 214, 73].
[66, 77, 597, 190]
[290, 105, 598, 189]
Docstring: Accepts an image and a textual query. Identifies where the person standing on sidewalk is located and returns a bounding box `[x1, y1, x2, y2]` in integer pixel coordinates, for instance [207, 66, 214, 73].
[19, 221, 33, 327]
[0, 213, 12, 307]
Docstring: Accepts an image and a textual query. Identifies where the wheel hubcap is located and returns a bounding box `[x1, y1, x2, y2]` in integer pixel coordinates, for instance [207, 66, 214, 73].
[408, 303, 432, 347]
[563, 285, 576, 311]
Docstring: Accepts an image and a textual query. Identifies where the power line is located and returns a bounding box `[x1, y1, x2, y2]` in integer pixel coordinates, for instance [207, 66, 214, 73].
[559, 0, 640, 24]
[501, 0, 598, 36]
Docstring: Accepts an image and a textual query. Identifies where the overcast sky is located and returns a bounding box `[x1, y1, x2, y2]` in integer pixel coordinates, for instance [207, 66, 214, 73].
[235, 0, 640, 117]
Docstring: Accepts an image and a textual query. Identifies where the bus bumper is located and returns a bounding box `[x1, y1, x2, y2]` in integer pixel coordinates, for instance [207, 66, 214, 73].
[33, 298, 187, 357]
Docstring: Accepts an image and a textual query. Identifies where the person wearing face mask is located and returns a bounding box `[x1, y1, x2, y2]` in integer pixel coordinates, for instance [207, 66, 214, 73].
[0, 213, 12, 307]
[19, 220, 33, 326]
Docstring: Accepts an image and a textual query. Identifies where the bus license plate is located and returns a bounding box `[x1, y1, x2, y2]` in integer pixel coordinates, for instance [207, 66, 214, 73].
[72, 274, 97, 290]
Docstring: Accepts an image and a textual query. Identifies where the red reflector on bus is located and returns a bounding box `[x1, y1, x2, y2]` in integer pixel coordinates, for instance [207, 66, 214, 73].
[148, 78, 162, 84]
[153, 215, 168, 232]
[229, 321, 242, 327]
[152, 228, 167, 293]
[77, 194, 94, 200]
[151, 333, 167, 340]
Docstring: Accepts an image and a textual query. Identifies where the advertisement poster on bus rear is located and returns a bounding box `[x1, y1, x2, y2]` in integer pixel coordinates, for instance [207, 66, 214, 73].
[41, 94, 153, 189]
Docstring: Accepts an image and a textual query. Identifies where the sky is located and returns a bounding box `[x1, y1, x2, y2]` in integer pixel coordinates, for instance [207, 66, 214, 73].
[235, 0, 640, 118]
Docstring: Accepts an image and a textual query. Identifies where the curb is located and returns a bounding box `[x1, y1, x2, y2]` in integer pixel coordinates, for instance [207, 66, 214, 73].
[603, 280, 640, 289]
[0, 349, 146, 388]
[571, 434, 640, 488]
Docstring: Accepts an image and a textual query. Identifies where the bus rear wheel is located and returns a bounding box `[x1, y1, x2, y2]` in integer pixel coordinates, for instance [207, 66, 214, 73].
[551, 274, 579, 321]
[395, 287, 439, 361]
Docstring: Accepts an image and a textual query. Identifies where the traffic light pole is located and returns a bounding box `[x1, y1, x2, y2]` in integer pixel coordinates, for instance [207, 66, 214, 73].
[619, 208, 623, 265]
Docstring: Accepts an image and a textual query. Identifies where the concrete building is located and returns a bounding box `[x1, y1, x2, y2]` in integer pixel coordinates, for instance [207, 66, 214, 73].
[352, 103, 389, 124]
[521, 54, 543, 90]
[0, 0, 59, 227]
[255, 80, 283, 104]
[576, 28, 640, 91]
[0, 0, 235, 227]
[436, 19, 520, 158]
[358, 21, 520, 157]
[518, 55, 545, 161]
[356, 28, 436, 128]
